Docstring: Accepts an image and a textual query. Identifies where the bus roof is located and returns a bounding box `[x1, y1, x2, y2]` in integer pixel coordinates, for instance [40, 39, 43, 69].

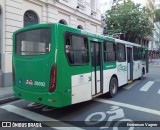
[14, 23, 145, 48]
[115, 39, 141, 47]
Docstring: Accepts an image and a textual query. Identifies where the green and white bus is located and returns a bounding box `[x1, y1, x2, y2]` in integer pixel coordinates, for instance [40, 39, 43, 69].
[12, 23, 149, 108]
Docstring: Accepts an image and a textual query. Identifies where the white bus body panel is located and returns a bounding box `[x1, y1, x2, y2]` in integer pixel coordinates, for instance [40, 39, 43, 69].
[133, 60, 141, 80]
[103, 69, 117, 93]
[117, 62, 128, 86]
[71, 73, 92, 104]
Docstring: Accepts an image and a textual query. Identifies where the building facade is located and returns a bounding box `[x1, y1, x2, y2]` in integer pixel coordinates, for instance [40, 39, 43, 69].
[0, 0, 103, 87]
[133, 0, 160, 55]
[152, 22, 160, 52]
[138, 0, 160, 57]
[139, 0, 157, 52]
[100, 0, 113, 16]
[152, 0, 160, 56]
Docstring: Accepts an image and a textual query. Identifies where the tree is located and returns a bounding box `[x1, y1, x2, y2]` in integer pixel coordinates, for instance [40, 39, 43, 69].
[105, 0, 153, 43]
[154, 8, 160, 22]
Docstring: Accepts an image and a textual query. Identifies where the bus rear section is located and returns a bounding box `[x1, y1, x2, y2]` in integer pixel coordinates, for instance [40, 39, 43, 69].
[13, 25, 70, 107]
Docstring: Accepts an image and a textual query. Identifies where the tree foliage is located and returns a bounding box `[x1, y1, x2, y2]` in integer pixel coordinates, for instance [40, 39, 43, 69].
[105, 0, 153, 42]
[154, 8, 160, 22]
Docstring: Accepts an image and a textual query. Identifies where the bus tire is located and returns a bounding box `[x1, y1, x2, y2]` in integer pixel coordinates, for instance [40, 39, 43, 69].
[108, 77, 118, 98]
[139, 68, 144, 80]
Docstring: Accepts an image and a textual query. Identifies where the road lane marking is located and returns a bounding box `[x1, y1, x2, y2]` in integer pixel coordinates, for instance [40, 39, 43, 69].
[139, 81, 154, 92]
[94, 98, 160, 116]
[0, 96, 15, 101]
[123, 80, 140, 90]
[0, 104, 84, 130]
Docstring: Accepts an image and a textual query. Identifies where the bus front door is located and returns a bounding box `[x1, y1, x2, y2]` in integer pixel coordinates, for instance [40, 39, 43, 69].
[90, 41, 103, 96]
[127, 47, 133, 81]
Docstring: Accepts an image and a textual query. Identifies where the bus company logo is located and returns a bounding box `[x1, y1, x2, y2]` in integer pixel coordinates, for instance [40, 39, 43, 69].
[18, 79, 22, 85]
[79, 75, 84, 81]
[117, 64, 127, 72]
[26, 80, 33, 85]
[88, 76, 92, 81]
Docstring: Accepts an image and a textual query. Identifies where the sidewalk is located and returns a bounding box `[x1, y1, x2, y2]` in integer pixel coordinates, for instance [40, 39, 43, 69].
[149, 58, 160, 66]
[0, 86, 18, 104]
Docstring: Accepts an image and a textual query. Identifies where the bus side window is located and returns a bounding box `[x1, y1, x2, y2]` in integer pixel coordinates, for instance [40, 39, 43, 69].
[65, 34, 89, 65]
[65, 35, 74, 64]
[138, 47, 141, 60]
[142, 49, 146, 60]
[133, 47, 138, 61]
[104, 41, 116, 62]
[117, 43, 126, 62]
[139, 47, 142, 60]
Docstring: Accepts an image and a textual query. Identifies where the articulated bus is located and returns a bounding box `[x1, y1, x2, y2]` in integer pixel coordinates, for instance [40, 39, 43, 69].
[12, 23, 149, 108]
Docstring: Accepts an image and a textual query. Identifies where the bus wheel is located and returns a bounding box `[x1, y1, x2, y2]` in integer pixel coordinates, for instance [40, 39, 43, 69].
[139, 69, 144, 80]
[108, 77, 118, 98]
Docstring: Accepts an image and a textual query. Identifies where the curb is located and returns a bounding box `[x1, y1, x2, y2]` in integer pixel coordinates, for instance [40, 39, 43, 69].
[150, 65, 160, 66]
[149, 63, 160, 66]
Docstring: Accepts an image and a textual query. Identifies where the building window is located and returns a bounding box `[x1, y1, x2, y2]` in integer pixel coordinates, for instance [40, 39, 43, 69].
[65, 34, 89, 65]
[77, 0, 85, 11]
[59, 19, 67, 25]
[63, 0, 69, 3]
[91, 0, 96, 11]
[78, 0, 84, 4]
[117, 43, 126, 62]
[24, 10, 38, 27]
[77, 25, 83, 29]
[104, 41, 116, 62]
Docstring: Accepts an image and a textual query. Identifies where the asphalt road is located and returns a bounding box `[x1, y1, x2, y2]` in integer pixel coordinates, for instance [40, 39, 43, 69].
[0, 65, 160, 130]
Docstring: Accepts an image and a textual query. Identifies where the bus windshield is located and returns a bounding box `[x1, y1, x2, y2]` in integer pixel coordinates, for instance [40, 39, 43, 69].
[16, 28, 51, 56]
